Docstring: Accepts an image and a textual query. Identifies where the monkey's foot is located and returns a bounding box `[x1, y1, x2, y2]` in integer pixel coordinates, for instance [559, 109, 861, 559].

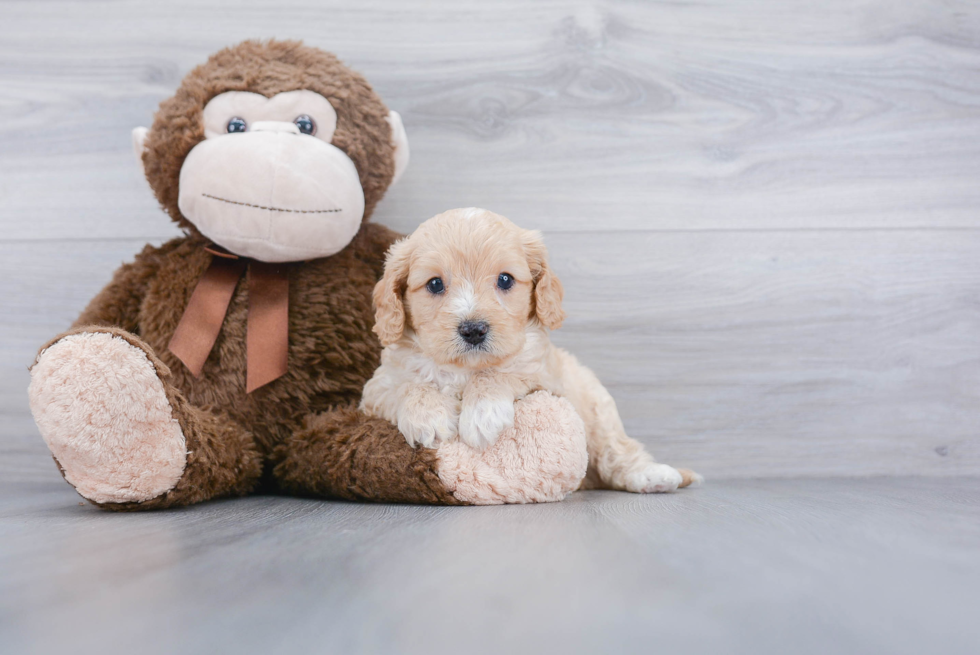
[29, 331, 187, 504]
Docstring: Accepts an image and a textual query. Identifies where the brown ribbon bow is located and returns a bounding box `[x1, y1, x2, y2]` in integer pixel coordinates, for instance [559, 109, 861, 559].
[169, 247, 289, 393]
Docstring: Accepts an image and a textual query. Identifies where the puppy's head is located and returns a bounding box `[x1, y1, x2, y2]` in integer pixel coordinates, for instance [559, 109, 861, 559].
[373, 208, 565, 368]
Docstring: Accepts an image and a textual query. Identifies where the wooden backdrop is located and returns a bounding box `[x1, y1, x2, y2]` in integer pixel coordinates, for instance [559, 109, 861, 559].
[2, 0, 978, 482]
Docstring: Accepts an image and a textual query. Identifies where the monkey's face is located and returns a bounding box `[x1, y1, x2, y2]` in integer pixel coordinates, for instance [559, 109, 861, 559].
[165, 90, 376, 263]
[134, 41, 411, 264]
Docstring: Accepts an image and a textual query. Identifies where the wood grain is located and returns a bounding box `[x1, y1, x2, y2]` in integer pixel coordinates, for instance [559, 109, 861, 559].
[1, 477, 978, 654]
[2, 0, 980, 480]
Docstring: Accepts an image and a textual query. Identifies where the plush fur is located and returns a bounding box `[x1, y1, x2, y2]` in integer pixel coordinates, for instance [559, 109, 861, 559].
[28, 41, 417, 508]
[361, 208, 702, 492]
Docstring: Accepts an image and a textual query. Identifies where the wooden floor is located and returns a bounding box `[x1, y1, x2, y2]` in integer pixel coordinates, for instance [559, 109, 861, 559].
[2, 477, 978, 655]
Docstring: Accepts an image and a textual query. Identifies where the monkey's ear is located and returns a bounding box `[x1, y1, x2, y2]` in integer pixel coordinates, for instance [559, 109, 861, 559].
[372, 237, 414, 346]
[131, 127, 149, 177]
[386, 111, 410, 185]
[522, 229, 566, 331]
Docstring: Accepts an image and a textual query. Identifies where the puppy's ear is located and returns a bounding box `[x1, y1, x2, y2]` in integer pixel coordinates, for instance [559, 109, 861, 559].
[522, 229, 565, 330]
[373, 237, 413, 346]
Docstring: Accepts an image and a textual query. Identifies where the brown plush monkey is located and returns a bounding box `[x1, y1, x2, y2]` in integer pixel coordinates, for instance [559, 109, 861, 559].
[27, 40, 587, 510]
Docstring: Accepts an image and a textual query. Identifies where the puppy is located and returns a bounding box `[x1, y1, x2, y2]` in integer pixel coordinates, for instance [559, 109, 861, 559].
[360, 208, 700, 493]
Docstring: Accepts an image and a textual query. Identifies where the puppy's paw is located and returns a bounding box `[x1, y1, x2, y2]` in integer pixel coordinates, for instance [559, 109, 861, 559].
[622, 463, 684, 494]
[397, 395, 458, 449]
[458, 395, 515, 450]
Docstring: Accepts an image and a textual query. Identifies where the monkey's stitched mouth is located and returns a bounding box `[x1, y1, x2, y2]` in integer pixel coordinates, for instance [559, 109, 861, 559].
[202, 193, 341, 214]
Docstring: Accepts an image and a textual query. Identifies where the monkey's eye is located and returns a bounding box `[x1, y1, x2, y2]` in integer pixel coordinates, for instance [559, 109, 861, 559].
[426, 278, 445, 295]
[497, 273, 515, 290]
[226, 117, 247, 133]
[294, 115, 317, 136]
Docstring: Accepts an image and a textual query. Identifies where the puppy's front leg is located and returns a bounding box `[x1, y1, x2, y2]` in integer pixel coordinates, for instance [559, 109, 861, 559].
[458, 372, 525, 450]
[396, 384, 459, 449]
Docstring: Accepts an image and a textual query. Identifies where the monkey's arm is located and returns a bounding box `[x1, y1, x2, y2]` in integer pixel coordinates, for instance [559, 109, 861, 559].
[274, 391, 588, 505]
[72, 242, 172, 334]
[273, 406, 464, 504]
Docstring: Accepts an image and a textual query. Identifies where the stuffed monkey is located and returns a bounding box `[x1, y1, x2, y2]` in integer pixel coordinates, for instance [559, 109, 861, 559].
[27, 40, 588, 509]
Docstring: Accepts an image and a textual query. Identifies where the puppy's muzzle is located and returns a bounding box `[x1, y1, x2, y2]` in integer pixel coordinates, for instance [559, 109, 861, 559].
[458, 320, 489, 346]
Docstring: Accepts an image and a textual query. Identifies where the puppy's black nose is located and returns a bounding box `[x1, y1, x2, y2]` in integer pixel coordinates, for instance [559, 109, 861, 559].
[458, 320, 489, 346]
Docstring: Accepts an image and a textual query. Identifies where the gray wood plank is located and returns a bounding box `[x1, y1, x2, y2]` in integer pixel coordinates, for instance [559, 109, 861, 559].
[1, 477, 978, 655]
[1, 0, 980, 239]
[2, 230, 977, 480]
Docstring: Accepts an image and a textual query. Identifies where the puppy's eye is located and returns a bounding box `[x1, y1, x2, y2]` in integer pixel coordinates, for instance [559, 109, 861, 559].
[497, 273, 515, 290]
[226, 117, 247, 133]
[426, 277, 445, 294]
[294, 114, 316, 136]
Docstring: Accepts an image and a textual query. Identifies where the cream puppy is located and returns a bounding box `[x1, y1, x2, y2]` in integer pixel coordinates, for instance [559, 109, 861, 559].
[360, 208, 700, 493]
